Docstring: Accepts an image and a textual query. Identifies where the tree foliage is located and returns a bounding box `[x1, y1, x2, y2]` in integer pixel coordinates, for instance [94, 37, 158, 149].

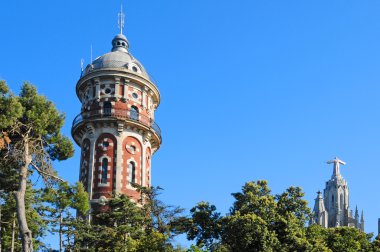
[0, 81, 74, 252]
[40, 181, 89, 251]
[181, 180, 378, 252]
[72, 187, 185, 251]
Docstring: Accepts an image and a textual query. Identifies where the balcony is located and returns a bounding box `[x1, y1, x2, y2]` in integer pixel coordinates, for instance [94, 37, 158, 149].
[72, 108, 161, 141]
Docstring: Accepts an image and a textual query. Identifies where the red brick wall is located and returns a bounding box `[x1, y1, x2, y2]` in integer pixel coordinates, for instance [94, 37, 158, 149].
[79, 138, 91, 190]
[121, 136, 142, 201]
[146, 147, 151, 187]
[93, 133, 117, 199]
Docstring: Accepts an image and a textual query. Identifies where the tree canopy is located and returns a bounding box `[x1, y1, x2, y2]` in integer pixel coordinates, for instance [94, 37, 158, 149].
[181, 180, 378, 252]
[0, 81, 74, 252]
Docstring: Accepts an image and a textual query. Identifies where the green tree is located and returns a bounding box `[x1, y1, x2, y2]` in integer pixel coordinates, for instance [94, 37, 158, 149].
[140, 186, 184, 240]
[40, 181, 89, 252]
[272, 186, 311, 251]
[0, 182, 46, 251]
[182, 201, 221, 251]
[324, 226, 372, 252]
[82, 195, 165, 251]
[182, 180, 376, 252]
[222, 211, 279, 252]
[223, 180, 281, 251]
[183, 181, 312, 251]
[305, 224, 331, 252]
[0, 81, 74, 252]
[371, 235, 380, 252]
[73, 188, 185, 252]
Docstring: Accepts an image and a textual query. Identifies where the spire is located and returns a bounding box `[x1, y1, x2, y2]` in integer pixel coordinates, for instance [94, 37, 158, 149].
[311, 190, 328, 228]
[327, 157, 346, 178]
[314, 191, 325, 212]
[112, 6, 129, 52]
[361, 210, 364, 223]
[118, 4, 125, 35]
[355, 205, 359, 218]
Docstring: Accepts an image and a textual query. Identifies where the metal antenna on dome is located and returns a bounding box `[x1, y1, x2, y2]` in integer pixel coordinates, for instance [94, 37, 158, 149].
[118, 4, 125, 35]
[80, 58, 84, 72]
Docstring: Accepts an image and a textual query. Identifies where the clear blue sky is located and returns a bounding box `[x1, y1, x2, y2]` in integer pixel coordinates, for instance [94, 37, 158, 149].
[1, 0, 380, 248]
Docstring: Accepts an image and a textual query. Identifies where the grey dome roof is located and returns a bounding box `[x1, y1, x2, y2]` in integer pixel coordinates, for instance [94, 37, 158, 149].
[83, 34, 150, 79]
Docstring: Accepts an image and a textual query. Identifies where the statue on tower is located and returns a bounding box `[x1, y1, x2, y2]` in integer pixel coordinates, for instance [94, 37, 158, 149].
[327, 156, 346, 178]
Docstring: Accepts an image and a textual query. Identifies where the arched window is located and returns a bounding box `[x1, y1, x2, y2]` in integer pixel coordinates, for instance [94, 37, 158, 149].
[104, 102, 112, 115]
[340, 194, 343, 210]
[101, 158, 108, 184]
[128, 162, 136, 184]
[130, 106, 139, 121]
[331, 195, 334, 208]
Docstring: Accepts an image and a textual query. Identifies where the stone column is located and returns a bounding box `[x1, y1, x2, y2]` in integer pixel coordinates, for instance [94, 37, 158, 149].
[114, 77, 120, 99]
[94, 78, 101, 100]
[115, 132, 124, 193]
[87, 133, 96, 201]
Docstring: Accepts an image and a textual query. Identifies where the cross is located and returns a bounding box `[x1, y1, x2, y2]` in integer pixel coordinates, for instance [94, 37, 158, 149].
[118, 4, 125, 35]
[327, 157, 346, 177]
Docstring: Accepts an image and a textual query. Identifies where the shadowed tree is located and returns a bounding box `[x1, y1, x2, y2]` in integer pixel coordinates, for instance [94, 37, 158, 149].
[139, 186, 185, 240]
[72, 187, 185, 251]
[0, 81, 74, 252]
[182, 201, 222, 251]
[40, 181, 89, 252]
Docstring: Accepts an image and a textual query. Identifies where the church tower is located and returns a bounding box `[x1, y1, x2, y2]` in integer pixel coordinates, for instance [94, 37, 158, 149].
[323, 157, 349, 227]
[311, 157, 364, 231]
[71, 9, 161, 208]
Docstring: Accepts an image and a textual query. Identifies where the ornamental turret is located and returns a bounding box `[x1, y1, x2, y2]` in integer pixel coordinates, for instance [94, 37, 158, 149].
[310, 191, 328, 227]
[71, 9, 161, 209]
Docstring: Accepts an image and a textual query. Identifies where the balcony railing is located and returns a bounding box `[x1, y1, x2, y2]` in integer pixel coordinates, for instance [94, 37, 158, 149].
[72, 108, 161, 140]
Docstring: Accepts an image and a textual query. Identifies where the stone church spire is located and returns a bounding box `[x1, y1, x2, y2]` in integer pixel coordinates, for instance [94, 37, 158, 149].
[361, 210, 365, 231]
[312, 157, 364, 231]
[311, 191, 328, 227]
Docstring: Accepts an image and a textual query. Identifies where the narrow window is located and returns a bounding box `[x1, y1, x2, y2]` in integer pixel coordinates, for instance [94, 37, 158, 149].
[101, 158, 108, 184]
[104, 102, 112, 115]
[128, 162, 136, 184]
[130, 106, 139, 121]
[120, 84, 124, 96]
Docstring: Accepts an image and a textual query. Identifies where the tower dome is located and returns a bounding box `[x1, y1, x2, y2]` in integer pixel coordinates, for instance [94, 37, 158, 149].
[82, 34, 150, 80]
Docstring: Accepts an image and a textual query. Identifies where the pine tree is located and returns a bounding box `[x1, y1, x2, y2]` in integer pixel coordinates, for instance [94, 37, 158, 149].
[0, 81, 74, 252]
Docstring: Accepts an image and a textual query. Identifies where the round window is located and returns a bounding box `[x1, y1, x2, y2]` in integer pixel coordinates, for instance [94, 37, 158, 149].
[132, 93, 138, 99]
[132, 66, 138, 72]
[102, 141, 109, 148]
[126, 144, 137, 154]
[105, 88, 111, 94]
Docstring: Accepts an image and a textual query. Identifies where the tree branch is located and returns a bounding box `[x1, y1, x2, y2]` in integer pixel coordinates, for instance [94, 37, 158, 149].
[30, 162, 65, 182]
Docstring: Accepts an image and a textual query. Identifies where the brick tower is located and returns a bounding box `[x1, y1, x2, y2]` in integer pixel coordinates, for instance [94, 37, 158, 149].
[71, 10, 161, 209]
